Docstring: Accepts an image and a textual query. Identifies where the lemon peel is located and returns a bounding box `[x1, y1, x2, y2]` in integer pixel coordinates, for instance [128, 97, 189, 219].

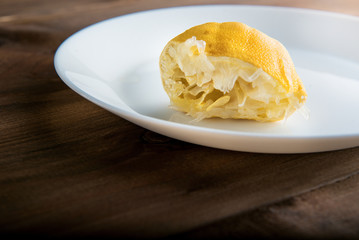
[159, 22, 307, 122]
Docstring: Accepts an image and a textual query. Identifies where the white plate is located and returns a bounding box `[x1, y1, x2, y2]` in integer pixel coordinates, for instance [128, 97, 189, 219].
[54, 5, 359, 153]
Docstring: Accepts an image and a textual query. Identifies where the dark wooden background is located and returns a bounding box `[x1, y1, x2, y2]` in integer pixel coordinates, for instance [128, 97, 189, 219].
[1, 0, 359, 238]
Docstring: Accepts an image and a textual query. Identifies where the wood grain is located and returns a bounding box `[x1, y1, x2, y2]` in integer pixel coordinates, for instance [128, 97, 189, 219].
[0, 0, 359, 238]
[180, 173, 359, 239]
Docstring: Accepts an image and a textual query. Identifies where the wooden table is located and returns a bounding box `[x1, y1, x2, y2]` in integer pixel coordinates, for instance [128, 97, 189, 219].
[1, 0, 359, 238]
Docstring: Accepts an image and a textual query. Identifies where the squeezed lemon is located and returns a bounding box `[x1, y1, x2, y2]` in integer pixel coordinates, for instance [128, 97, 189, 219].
[160, 22, 307, 122]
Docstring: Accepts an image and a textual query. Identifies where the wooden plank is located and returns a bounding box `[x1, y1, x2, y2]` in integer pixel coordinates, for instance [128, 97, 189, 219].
[179, 172, 359, 239]
[1, 132, 359, 238]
